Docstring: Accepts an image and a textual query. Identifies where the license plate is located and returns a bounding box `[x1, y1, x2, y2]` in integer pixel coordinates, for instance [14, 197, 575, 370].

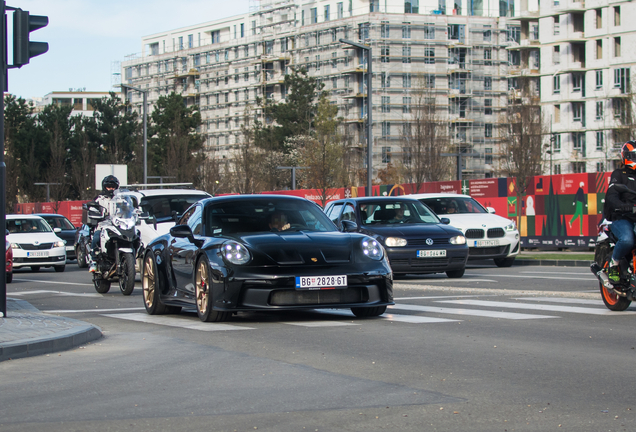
[474, 240, 499, 247]
[417, 250, 446, 258]
[295, 275, 347, 290]
[27, 251, 49, 258]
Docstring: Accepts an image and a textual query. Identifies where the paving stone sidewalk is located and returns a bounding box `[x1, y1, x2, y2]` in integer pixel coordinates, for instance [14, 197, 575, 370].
[0, 298, 102, 362]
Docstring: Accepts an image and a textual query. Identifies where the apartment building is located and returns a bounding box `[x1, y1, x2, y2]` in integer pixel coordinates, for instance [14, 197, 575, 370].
[121, 0, 520, 181]
[510, 0, 636, 175]
[35, 91, 115, 116]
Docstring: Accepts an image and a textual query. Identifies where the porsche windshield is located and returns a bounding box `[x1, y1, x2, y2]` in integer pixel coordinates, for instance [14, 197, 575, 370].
[420, 197, 487, 215]
[205, 198, 337, 235]
[359, 200, 440, 225]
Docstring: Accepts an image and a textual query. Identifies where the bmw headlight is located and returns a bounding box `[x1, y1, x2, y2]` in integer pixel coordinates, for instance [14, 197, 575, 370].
[222, 241, 251, 265]
[361, 237, 383, 260]
[505, 220, 517, 231]
[450, 235, 466, 245]
[54, 241, 66, 248]
[385, 237, 407, 247]
[11, 243, 21, 249]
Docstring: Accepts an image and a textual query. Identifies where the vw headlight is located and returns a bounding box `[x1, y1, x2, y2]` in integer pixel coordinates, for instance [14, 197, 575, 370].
[450, 235, 466, 245]
[361, 237, 383, 260]
[54, 241, 66, 248]
[222, 241, 251, 265]
[505, 220, 517, 231]
[385, 237, 407, 247]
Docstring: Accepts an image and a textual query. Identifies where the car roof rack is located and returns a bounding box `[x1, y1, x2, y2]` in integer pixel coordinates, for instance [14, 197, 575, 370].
[121, 183, 195, 191]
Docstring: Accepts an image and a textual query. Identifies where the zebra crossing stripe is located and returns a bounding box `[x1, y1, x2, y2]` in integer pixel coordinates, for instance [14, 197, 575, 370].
[390, 303, 558, 320]
[512, 297, 607, 306]
[438, 299, 636, 316]
[103, 313, 255, 331]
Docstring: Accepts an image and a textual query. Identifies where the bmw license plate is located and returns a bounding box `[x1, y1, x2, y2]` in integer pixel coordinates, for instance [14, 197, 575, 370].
[417, 250, 446, 258]
[295, 275, 347, 290]
[27, 251, 48, 258]
[474, 240, 499, 247]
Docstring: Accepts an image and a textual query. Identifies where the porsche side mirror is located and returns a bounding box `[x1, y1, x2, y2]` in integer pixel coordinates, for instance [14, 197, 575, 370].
[341, 220, 358, 232]
[440, 218, 451, 225]
[170, 224, 194, 240]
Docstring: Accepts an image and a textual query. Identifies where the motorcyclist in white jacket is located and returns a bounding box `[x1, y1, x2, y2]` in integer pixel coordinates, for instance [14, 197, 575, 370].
[89, 175, 120, 272]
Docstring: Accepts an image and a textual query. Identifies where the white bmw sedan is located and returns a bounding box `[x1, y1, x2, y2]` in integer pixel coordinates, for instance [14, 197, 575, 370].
[410, 193, 520, 267]
[6, 214, 67, 272]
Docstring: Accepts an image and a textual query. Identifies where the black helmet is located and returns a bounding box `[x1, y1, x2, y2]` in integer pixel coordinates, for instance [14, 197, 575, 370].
[102, 175, 119, 197]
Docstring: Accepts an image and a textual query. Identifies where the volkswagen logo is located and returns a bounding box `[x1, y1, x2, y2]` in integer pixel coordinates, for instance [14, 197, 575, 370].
[425, 238, 434, 246]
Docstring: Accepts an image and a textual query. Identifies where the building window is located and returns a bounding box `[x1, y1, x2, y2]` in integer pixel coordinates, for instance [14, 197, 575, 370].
[596, 131, 604, 150]
[381, 72, 391, 88]
[381, 21, 389, 38]
[425, 74, 435, 88]
[381, 96, 391, 113]
[554, 164, 561, 174]
[381, 122, 391, 138]
[483, 26, 491, 42]
[572, 132, 585, 156]
[424, 48, 435, 64]
[332, 77, 338, 89]
[381, 46, 390, 63]
[572, 73, 582, 92]
[332, 52, 337, 69]
[382, 146, 391, 163]
[403, 146, 412, 165]
[310, 8, 317, 24]
[596, 101, 604, 120]
[615, 37, 621, 57]
[485, 148, 493, 164]
[596, 9, 602, 29]
[554, 104, 560, 122]
[614, 67, 630, 94]
[571, 162, 586, 173]
[402, 46, 411, 63]
[359, 23, 369, 40]
[614, 6, 621, 26]
[553, 134, 561, 152]
[485, 124, 493, 138]
[596, 39, 603, 59]
[324, 5, 330, 21]
[424, 24, 435, 39]
[553, 75, 560, 94]
[484, 48, 492, 65]
[403, 74, 411, 88]
[553, 45, 560, 64]
[370, 0, 379, 12]
[485, 99, 492, 115]
[402, 23, 411, 38]
[572, 102, 584, 122]
[405, 0, 419, 13]
[597, 162, 605, 173]
[178, 36, 184, 50]
[337, 2, 344, 19]
[596, 70, 603, 89]
[484, 76, 492, 91]
[553, 16, 560, 35]
[403, 96, 411, 113]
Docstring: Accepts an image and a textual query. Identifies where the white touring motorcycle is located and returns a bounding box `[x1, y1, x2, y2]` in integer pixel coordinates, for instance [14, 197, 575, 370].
[85, 194, 143, 295]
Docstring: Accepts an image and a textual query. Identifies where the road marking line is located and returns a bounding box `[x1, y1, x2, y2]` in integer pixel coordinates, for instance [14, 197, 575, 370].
[394, 295, 494, 301]
[103, 313, 254, 331]
[284, 321, 358, 327]
[8, 290, 103, 298]
[408, 278, 499, 283]
[390, 303, 558, 320]
[464, 273, 595, 281]
[438, 299, 636, 315]
[47, 307, 146, 313]
[314, 309, 460, 323]
[14, 279, 95, 287]
[519, 271, 592, 275]
[512, 297, 605, 306]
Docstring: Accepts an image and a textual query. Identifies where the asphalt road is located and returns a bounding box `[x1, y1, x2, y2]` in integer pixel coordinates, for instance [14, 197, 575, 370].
[1, 261, 635, 432]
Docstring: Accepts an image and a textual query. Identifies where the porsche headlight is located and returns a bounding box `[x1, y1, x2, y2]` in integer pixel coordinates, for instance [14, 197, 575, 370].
[361, 237, 383, 260]
[54, 241, 66, 248]
[222, 241, 251, 265]
[385, 237, 407, 247]
[505, 220, 517, 231]
[450, 235, 466, 245]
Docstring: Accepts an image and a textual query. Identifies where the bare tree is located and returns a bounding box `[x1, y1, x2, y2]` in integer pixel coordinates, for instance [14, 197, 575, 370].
[70, 116, 97, 200]
[226, 112, 269, 194]
[399, 79, 452, 191]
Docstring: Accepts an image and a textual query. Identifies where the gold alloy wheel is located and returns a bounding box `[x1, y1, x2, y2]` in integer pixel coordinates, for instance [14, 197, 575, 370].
[196, 260, 208, 315]
[142, 254, 155, 308]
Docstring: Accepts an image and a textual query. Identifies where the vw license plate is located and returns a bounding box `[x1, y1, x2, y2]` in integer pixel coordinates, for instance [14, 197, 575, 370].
[474, 240, 499, 247]
[296, 275, 347, 290]
[417, 250, 446, 258]
[27, 251, 48, 258]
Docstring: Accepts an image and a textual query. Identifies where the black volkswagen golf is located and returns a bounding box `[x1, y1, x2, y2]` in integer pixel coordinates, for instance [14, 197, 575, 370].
[324, 197, 468, 278]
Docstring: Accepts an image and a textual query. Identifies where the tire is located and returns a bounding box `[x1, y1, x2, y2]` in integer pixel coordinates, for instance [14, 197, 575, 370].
[351, 305, 387, 318]
[446, 268, 465, 278]
[54, 265, 65, 272]
[494, 257, 515, 267]
[76, 244, 88, 268]
[142, 252, 168, 315]
[195, 257, 230, 322]
[94, 278, 111, 294]
[6, 272, 12, 283]
[119, 253, 136, 296]
[597, 244, 632, 311]
[30, 266, 40, 272]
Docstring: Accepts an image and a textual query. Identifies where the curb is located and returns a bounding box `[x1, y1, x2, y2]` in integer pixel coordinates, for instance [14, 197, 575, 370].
[514, 259, 594, 267]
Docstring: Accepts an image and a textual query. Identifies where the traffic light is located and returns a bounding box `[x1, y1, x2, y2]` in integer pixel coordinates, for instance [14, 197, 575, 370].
[13, 9, 48, 67]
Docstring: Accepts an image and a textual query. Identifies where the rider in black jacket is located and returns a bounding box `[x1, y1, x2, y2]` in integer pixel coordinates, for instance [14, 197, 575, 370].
[604, 141, 636, 283]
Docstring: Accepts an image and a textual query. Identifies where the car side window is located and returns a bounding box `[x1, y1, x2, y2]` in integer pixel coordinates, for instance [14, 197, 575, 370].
[325, 203, 343, 224]
[188, 205, 202, 235]
[341, 203, 356, 222]
[179, 206, 197, 226]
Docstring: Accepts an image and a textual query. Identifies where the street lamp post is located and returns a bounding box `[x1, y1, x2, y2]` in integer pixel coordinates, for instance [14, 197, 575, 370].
[340, 38, 373, 197]
[120, 84, 147, 185]
[277, 166, 307, 190]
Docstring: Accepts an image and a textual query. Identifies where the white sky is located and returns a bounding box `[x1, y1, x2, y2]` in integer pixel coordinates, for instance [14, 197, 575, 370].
[8, 0, 252, 100]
